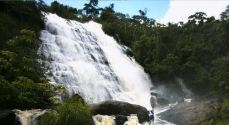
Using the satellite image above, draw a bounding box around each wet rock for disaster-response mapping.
[115,115,128,125]
[157,97,170,107]
[158,99,223,125]
[90,100,148,123]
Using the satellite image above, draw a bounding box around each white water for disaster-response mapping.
[93,112,177,125]
[93,115,116,125]
[13,109,46,125]
[124,114,140,125]
[37,13,179,125]
[38,13,152,109]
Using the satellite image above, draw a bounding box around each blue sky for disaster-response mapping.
[44,0,229,24]
[44,0,169,20]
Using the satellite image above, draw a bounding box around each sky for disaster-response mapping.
[44,0,229,24]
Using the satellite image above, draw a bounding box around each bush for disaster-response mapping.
[218,100,229,121]
[200,99,229,125]
[38,95,93,125]
[0,76,65,110]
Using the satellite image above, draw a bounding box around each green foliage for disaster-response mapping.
[0,76,12,109]
[82,2,229,96]
[0,57,11,69]
[218,100,229,120]
[0,0,229,120]
[0,76,66,110]
[7,29,36,47]
[0,51,18,62]
[0,12,17,44]
[220,5,229,20]
[0,29,45,82]
[200,100,229,125]
[199,121,209,125]
[162,53,181,75]
[48,1,78,20]
[64,94,86,104]
[132,35,154,65]
[211,53,229,97]
[120,7,229,95]
[0,1,44,40]
[0,1,68,110]
[38,96,93,125]
[100,4,115,22]
[82,0,102,19]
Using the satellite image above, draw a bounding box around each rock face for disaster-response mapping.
[158,99,223,125]
[0,110,21,125]
[90,100,148,124]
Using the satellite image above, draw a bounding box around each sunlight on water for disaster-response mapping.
[37,12,179,125]
[93,113,176,125]
[124,114,140,125]
[38,12,152,109]
[93,115,116,125]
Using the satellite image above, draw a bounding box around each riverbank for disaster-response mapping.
[158,98,229,125]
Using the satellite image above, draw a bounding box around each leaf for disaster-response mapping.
[0,51,18,62]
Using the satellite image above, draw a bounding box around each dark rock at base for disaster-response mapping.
[115,115,128,125]
[0,110,21,125]
[90,100,148,123]
[158,99,223,125]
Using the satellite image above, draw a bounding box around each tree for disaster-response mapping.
[89,0,98,6]
[100,3,115,22]
[220,5,229,20]
[0,76,66,110]
[211,53,229,97]
[83,0,102,18]
[188,12,207,26]
[48,1,78,20]
[0,29,45,82]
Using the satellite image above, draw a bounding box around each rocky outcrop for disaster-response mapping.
[90,100,148,124]
[158,99,223,125]
[0,110,21,125]
[157,97,170,107]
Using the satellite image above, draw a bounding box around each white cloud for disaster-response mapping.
[159,0,229,24]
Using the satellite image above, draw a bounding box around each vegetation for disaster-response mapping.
[0,76,65,109]
[200,99,229,125]
[0,0,229,124]
[38,94,93,125]
[89,2,229,98]
[0,1,65,110]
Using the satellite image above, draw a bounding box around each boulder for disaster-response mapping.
[158,99,223,125]
[90,100,148,123]
[115,115,128,125]
[0,110,21,125]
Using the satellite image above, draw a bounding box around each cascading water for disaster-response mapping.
[124,114,139,125]
[37,13,178,125]
[38,12,152,109]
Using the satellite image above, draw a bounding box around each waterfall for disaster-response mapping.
[38,12,152,109]
[124,114,140,125]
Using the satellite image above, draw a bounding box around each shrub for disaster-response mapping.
[38,95,93,125]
